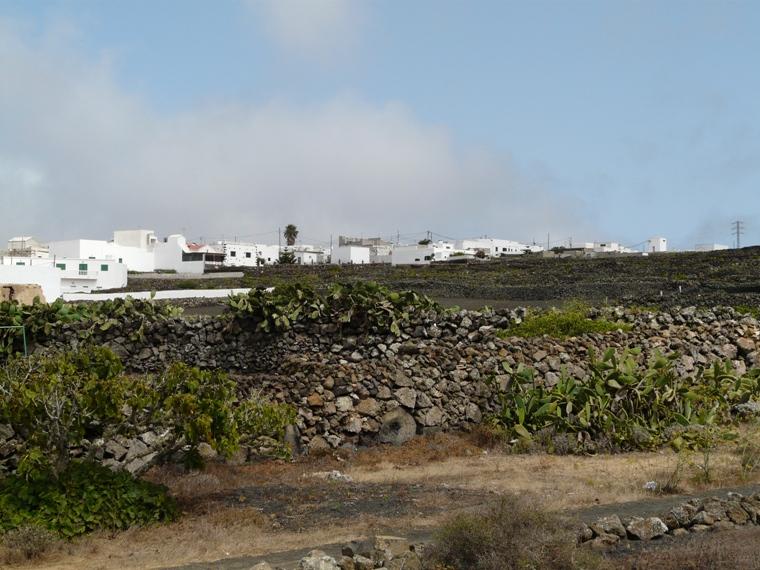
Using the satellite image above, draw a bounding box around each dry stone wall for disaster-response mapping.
[32,306,760,453]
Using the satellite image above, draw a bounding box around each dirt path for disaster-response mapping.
[165,482,760,570]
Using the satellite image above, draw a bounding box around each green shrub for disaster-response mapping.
[1,349,258,476]
[135,362,242,468]
[497,306,630,339]
[0,462,176,538]
[0,346,130,476]
[236,392,296,442]
[735,305,760,319]
[0,296,182,357]
[423,495,604,570]
[226,281,439,335]
[491,349,760,452]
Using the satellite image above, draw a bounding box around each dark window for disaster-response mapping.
[56,263,66,270]
[230,251,236,257]
[245,252,251,258]
[79,263,88,271]
[101,264,109,271]
[182,252,204,262]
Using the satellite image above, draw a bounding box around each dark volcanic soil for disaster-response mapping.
[124,247,760,310]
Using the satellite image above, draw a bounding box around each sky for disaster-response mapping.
[1,0,759,249]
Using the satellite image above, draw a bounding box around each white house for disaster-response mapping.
[584,242,636,254]
[646,237,668,253]
[221,242,280,266]
[6,236,49,258]
[49,230,205,274]
[1,256,128,293]
[370,244,393,264]
[0,265,61,301]
[455,238,538,257]
[391,241,471,265]
[290,246,327,265]
[331,246,370,265]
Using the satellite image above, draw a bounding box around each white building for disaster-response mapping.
[583,242,636,254]
[291,246,327,265]
[0,265,61,301]
[646,237,668,253]
[221,242,280,266]
[331,246,370,265]
[370,244,394,264]
[391,241,473,265]
[6,236,49,258]
[694,243,730,252]
[455,238,538,257]
[0,256,127,296]
[49,230,205,274]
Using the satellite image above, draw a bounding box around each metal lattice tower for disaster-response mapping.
[733,220,745,249]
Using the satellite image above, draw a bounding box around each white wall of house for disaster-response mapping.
[221,242,280,266]
[154,235,205,274]
[589,242,635,254]
[455,238,533,257]
[0,265,62,300]
[647,237,668,253]
[392,245,435,265]
[49,239,156,272]
[391,243,467,265]
[113,229,157,249]
[295,250,322,265]
[331,246,370,265]
[49,230,203,274]
[1,256,127,292]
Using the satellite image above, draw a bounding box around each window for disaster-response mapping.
[424,255,433,261]
[89,256,95,259]
[230,251,236,257]
[101,264,109,271]
[79,263,88,271]
[245,252,251,258]
[15,261,25,266]
[118,258,123,263]
[56,263,66,270]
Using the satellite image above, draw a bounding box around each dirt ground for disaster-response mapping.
[9,433,760,570]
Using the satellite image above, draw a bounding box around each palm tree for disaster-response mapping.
[284,224,299,246]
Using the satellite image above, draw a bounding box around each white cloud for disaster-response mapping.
[245,0,362,61]
[0,20,590,245]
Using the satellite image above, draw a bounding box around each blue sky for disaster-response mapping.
[1,0,758,248]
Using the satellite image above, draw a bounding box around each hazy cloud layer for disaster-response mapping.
[0,21,590,245]
[245,0,362,62]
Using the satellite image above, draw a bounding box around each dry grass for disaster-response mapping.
[7,433,760,569]
[347,443,760,510]
[616,526,760,569]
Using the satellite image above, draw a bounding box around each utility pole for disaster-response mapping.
[546,233,550,251]
[733,220,745,249]
[278,227,281,253]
